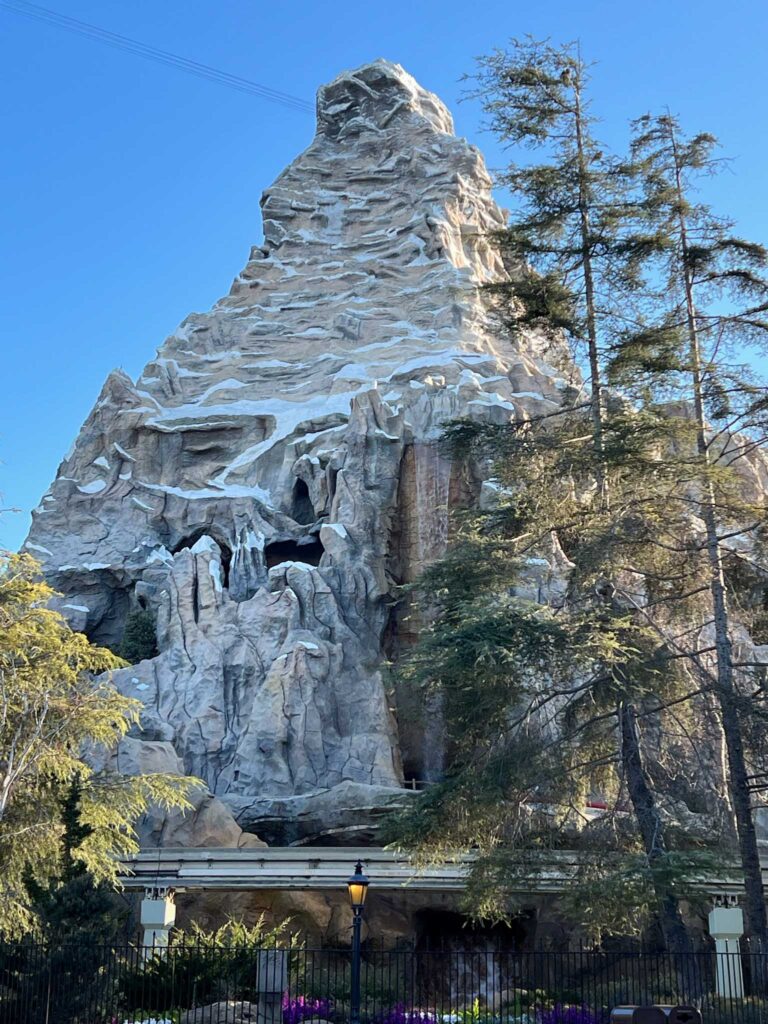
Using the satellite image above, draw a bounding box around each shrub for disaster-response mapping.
[118,916,296,1013]
[119,609,158,663]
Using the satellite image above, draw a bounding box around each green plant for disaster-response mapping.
[454,997,490,1023]
[118,916,297,1015]
[119,608,159,663]
[0,553,199,936]
[505,989,553,1016]
[704,998,768,1024]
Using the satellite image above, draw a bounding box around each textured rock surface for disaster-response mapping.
[93,736,267,849]
[25,60,568,843]
[175,886,483,947]
[180,1002,257,1024]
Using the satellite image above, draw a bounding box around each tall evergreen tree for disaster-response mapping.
[26,777,127,941]
[390,401,712,949]
[393,48,768,952]
[23,780,131,1024]
[468,38,650,505]
[611,114,768,943]
[392,40,706,952]
[119,607,159,663]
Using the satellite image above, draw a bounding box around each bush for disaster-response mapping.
[119,609,159,663]
[118,917,295,1014]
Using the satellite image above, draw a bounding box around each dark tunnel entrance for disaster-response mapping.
[291,478,316,525]
[264,536,324,569]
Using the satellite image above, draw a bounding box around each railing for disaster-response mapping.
[0,942,765,1024]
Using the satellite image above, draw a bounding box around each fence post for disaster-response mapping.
[709,899,745,998]
[44,951,52,1024]
[257,948,287,1024]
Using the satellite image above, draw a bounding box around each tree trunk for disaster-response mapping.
[620,701,693,955]
[573,76,608,509]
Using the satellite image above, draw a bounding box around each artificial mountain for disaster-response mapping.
[25,60,571,849]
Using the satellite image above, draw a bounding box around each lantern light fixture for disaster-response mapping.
[347,860,369,911]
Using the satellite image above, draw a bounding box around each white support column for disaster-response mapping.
[709,895,744,999]
[140,886,176,957]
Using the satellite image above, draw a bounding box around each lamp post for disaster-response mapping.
[347,860,369,1024]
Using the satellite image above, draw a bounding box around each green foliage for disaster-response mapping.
[25,778,129,943]
[120,608,159,663]
[12,783,129,1023]
[0,552,202,935]
[120,915,297,1014]
[388,399,714,922]
[182,916,298,947]
[558,849,721,941]
[467,38,653,387]
[617,113,768,412]
[619,112,768,941]
[390,39,768,949]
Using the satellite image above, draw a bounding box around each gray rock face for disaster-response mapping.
[24,60,568,843]
[96,737,266,849]
[180,1002,257,1024]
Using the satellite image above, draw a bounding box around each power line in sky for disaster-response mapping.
[1,0,316,115]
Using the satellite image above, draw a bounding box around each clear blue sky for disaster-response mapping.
[2,0,767,552]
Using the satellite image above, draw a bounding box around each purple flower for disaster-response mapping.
[538,1005,598,1024]
[377,1004,439,1024]
[282,994,334,1024]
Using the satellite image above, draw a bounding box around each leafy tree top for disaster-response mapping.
[0,552,200,935]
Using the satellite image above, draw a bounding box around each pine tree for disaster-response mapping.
[389,401,712,949]
[611,114,768,943]
[22,780,131,1023]
[441,38,698,950]
[26,778,126,941]
[390,41,768,953]
[467,38,655,507]
[119,607,159,663]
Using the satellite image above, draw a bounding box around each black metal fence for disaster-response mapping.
[0,942,765,1024]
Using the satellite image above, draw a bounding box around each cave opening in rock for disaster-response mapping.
[414,908,535,951]
[265,536,324,569]
[81,581,132,651]
[291,478,316,525]
[172,529,233,588]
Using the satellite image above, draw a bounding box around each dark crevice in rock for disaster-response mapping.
[414,908,536,951]
[265,536,324,569]
[327,466,339,508]
[291,478,315,525]
[219,548,232,589]
[76,574,133,650]
[191,572,199,625]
